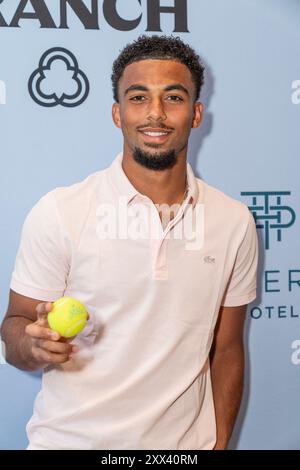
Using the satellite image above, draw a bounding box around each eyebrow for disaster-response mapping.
[124,83,190,96]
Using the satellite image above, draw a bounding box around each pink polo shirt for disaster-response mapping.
[10,152,258,450]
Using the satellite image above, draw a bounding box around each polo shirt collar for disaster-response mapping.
[108,152,199,208]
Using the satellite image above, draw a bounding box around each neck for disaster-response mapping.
[122,147,188,206]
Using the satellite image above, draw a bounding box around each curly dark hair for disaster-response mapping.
[111,35,205,103]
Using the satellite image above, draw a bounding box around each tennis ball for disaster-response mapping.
[48,297,88,338]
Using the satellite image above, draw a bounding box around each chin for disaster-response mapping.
[132,146,177,171]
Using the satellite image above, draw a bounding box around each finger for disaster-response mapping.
[36,302,53,323]
[32,346,71,365]
[62,339,80,354]
[38,340,74,355]
[60,336,68,343]
[46,351,72,364]
[36,301,52,316]
[26,323,60,341]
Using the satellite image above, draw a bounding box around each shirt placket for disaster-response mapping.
[149,198,191,281]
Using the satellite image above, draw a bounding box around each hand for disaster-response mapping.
[24,301,79,368]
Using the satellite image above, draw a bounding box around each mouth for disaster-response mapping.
[138,128,172,143]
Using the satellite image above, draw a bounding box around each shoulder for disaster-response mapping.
[198,178,251,225]
[50,169,106,208]
[196,179,254,246]
[24,169,107,240]
[34,169,107,217]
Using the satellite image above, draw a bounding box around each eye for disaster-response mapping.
[129,95,147,101]
[166,95,184,102]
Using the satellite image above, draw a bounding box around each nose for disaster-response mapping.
[147,97,167,121]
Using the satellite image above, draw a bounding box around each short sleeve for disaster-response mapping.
[10,191,70,301]
[221,208,258,307]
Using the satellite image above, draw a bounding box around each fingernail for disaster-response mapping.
[51,332,59,340]
[72,345,80,353]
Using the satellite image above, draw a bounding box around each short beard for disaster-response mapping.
[133,147,177,171]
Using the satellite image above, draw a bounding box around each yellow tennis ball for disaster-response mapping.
[48,297,88,338]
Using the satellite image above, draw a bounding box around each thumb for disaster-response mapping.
[36,301,53,326]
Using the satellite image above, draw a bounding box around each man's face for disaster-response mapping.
[112,59,203,169]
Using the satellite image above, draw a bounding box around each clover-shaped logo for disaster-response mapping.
[28,47,89,107]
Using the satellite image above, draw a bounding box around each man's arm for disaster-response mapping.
[209,304,247,450]
[0,289,75,371]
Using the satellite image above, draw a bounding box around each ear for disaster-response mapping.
[112,102,122,129]
[191,102,204,129]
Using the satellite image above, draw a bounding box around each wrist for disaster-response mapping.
[213,431,230,450]
[213,440,228,450]
[20,330,43,371]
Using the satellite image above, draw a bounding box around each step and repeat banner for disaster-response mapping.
[0,0,299,450]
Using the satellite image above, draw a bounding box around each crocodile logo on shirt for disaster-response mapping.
[204,255,215,264]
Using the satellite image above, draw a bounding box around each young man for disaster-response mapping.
[1,35,258,450]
